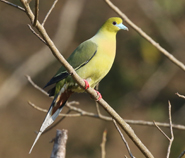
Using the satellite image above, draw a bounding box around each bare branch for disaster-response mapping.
[27,81,185,131]
[95,102,101,116]
[177,150,185,158]
[27,24,47,44]
[125,119,185,130]
[28,94,185,131]
[28,101,80,117]
[26,75,49,96]
[100,130,107,158]
[0,0,25,12]
[50,129,68,158]
[153,121,170,141]
[176,92,185,99]
[27,75,185,132]
[104,0,185,72]
[28,74,185,131]
[153,102,174,158]
[42,0,58,26]
[0,0,84,107]
[33,0,39,26]
[166,101,174,158]
[113,120,135,158]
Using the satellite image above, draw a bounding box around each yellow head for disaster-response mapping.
[100,17,128,33]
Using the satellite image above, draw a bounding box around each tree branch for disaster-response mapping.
[166,101,174,158]
[100,130,107,158]
[113,120,135,158]
[28,98,185,131]
[50,129,68,158]
[0,0,84,107]
[26,75,185,132]
[27,25,47,44]
[176,92,185,99]
[42,0,58,26]
[33,0,39,26]
[104,0,185,72]
[0,0,25,12]
[153,101,174,158]
[177,150,185,158]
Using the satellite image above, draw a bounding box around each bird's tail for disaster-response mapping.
[29,84,72,154]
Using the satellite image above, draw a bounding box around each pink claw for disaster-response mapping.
[83,79,90,90]
[95,90,102,101]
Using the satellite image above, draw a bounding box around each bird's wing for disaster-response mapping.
[44,40,97,88]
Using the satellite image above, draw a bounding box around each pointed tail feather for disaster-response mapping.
[29,84,72,153]
[29,131,42,154]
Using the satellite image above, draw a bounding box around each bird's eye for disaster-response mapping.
[112,21,117,25]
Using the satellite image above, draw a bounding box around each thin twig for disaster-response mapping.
[0,0,25,12]
[42,0,58,26]
[113,119,135,158]
[100,130,107,158]
[28,101,80,117]
[177,150,185,158]
[125,119,185,130]
[176,92,185,99]
[27,24,47,44]
[28,95,185,131]
[166,101,174,158]
[0,0,84,108]
[95,102,101,116]
[26,75,49,96]
[153,102,174,158]
[153,121,170,140]
[26,76,185,131]
[104,0,185,72]
[33,0,39,26]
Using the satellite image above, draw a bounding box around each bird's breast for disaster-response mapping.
[76,40,116,88]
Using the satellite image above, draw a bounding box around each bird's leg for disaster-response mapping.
[83,79,102,101]
[83,79,90,89]
[94,90,102,101]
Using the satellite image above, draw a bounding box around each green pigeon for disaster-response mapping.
[29,17,128,153]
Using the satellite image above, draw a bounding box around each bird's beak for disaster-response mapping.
[116,23,128,31]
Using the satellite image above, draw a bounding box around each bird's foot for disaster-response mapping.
[94,90,102,101]
[83,79,90,89]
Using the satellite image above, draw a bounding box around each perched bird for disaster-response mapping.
[29,17,128,153]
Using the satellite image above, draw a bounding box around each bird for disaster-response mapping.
[29,17,128,153]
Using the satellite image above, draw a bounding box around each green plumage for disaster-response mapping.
[56,41,97,75]
[29,17,128,154]
[46,17,127,95]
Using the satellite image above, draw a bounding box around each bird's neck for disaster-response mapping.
[91,29,116,43]
[90,30,117,58]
